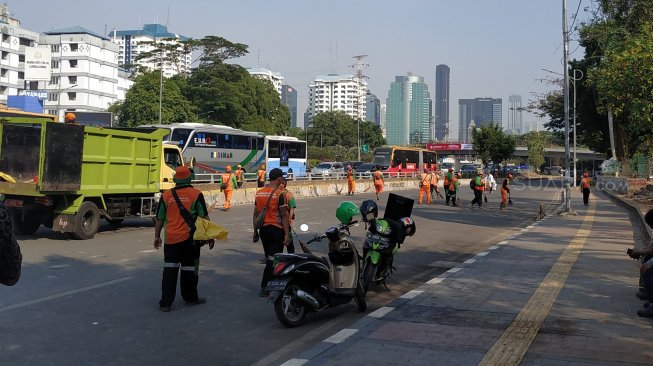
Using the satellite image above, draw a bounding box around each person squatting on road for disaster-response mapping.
[470,171,486,208]
[235,164,244,189]
[444,168,455,206]
[430,168,443,199]
[418,168,432,205]
[628,210,653,317]
[154,166,214,312]
[221,165,237,211]
[485,172,497,203]
[500,178,510,210]
[373,166,384,201]
[253,168,290,297]
[0,200,22,286]
[257,164,267,188]
[580,172,591,206]
[346,165,356,195]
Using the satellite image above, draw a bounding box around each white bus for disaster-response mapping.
[139,123,307,177]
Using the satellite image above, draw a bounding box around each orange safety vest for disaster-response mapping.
[255,186,287,228]
[235,169,244,182]
[347,171,354,180]
[449,177,459,191]
[257,169,266,182]
[160,187,203,244]
[221,173,234,190]
[420,173,431,188]
[373,171,383,183]
[581,177,591,189]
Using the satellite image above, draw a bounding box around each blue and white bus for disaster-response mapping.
[139,123,307,177]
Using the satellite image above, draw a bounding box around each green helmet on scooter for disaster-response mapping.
[336,201,359,224]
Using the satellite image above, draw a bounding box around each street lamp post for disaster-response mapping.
[56,84,78,121]
[571,69,583,186]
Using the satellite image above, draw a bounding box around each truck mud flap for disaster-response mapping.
[53,214,75,233]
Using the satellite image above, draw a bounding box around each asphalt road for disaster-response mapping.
[0,178,562,366]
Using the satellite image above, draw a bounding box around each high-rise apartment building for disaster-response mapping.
[111,24,191,78]
[507,94,523,135]
[458,98,502,142]
[366,93,381,125]
[40,27,126,121]
[0,5,39,105]
[281,85,298,128]
[434,64,450,141]
[247,67,284,96]
[306,74,367,125]
[385,74,431,146]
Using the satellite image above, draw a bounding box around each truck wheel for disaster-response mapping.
[12,212,41,235]
[72,202,101,240]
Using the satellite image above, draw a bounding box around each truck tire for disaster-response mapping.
[12,212,41,235]
[72,201,101,240]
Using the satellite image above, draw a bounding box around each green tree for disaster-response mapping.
[111,71,196,127]
[472,123,516,165]
[131,38,194,76]
[525,131,546,172]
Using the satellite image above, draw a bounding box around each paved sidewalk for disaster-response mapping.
[281,189,653,365]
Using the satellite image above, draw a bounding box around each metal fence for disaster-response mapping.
[616,157,653,178]
[192,171,422,184]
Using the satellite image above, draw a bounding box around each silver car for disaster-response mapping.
[312,162,344,178]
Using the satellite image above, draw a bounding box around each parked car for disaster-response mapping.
[343,161,364,170]
[460,164,480,176]
[356,163,374,178]
[312,162,345,177]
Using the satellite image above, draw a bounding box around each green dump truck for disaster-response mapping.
[0,120,184,239]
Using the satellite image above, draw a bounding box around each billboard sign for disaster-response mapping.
[18,90,48,100]
[24,47,52,81]
[426,143,474,151]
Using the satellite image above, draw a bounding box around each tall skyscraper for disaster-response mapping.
[458,98,502,141]
[281,85,298,128]
[366,93,381,125]
[306,74,367,126]
[385,74,431,146]
[434,65,450,141]
[507,95,523,134]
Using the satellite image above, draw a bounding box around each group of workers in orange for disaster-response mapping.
[219,163,268,211]
[344,164,385,201]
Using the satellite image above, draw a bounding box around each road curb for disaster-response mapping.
[600,188,651,246]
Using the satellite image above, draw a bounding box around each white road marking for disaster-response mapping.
[427,277,444,285]
[280,359,308,366]
[139,250,157,253]
[400,290,424,299]
[464,259,476,264]
[368,307,394,318]
[488,245,500,250]
[324,328,358,344]
[49,264,69,269]
[0,277,134,313]
[476,251,490,256]
[447,267,462,274]
[521,228,529,232]
[498,241,508,245]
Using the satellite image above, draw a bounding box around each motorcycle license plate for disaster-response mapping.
[265,278,288,291]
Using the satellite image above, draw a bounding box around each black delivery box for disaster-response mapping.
[383,193,414,220]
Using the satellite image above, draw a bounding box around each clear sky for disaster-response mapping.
[11,0,590,138]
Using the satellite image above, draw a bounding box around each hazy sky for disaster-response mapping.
[11,0,591,136]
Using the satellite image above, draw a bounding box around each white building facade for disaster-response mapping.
[39,27,125,120]
[307,74,367,125]
[246,67,284,96]
[0,5,39,105]
[111,24,191,78]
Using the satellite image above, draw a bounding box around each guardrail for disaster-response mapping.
[192,171,423,184]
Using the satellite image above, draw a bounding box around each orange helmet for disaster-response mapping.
[64,112,76,123]
[225,165,232,172]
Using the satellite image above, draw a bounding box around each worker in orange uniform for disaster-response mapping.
[430,168,443,199]
[372,165,384,201]
[448,172,461,206]
[418,168,432,204]
[580,172,591,206]
[221,165,237,211]
[257,164,267,188]
[64,112,77,124]
[346,164,356,195]
[500,178,510,210]
[234,164,244,189]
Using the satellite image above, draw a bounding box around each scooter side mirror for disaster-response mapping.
[299,224,310,232]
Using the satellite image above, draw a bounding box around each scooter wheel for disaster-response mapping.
[274,283,307,327]
[361,261,378,294]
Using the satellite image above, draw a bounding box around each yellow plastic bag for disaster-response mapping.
[194,217,228,241]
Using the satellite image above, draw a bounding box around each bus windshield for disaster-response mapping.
[373,148,392,169]
[170,128,193,149]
